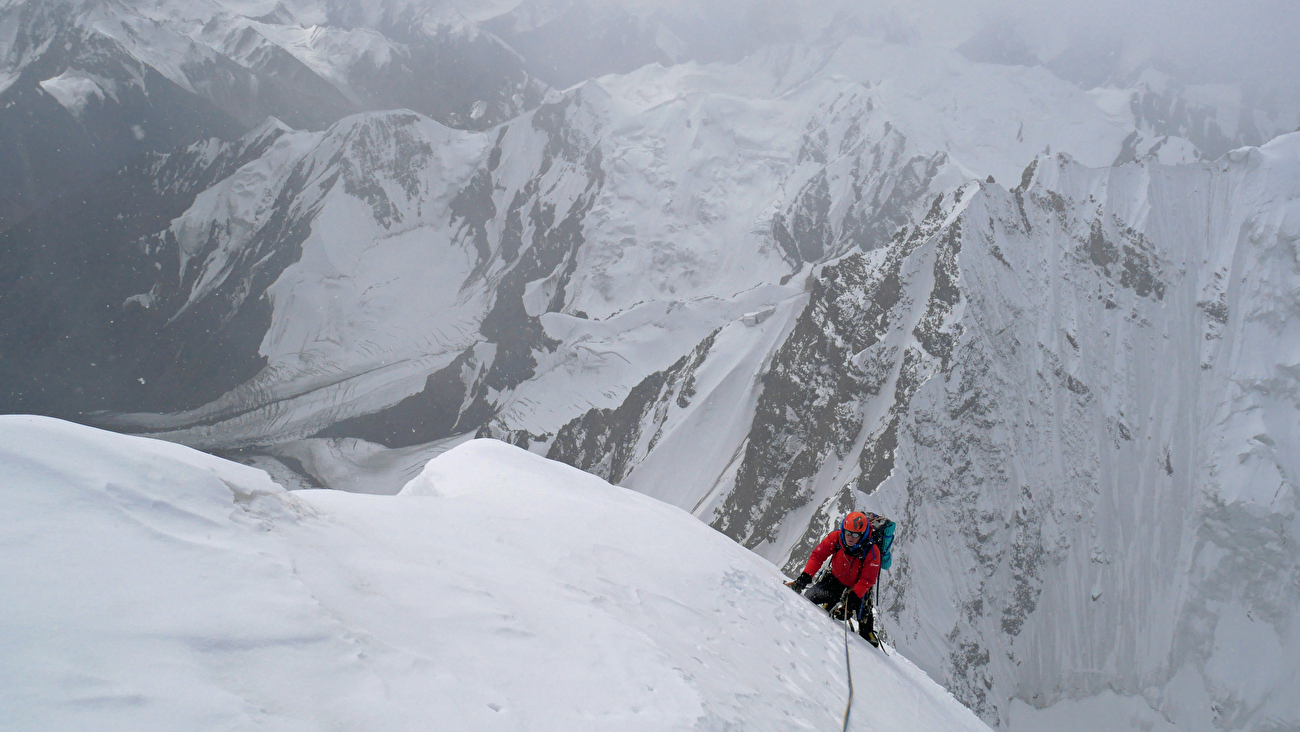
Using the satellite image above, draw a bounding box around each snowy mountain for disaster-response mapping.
[550,134,1300,730]
[0,414,994,732]
[0,0,548,230]
[3,3,1300,730]
[12,38,1280,435]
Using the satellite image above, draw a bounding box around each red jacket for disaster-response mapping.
[803,531,881,600]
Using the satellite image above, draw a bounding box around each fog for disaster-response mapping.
[485,0,1300,99]
[970,0,1300,91]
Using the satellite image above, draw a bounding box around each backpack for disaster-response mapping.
[864,512,896,570]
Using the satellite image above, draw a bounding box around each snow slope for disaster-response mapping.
[0,414,991,732]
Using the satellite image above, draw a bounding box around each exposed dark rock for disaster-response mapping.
[549,330,719,483]
[949,635,998,724]
[335,112,434,227]
[1083,219,1165,300]
[841,152,948,254]
[0,26,245,232]
[1016,159,1039,193]
[1112,130,1142,167]
[713,196,956,549]
[1128,82,1234,159]
[857,416,899,496]
[500,180,538,264]
[1198,295,1229,325]
[477,96,606,395]
[773,119,947,267]
[773,170,833,263]
[450,168,498,269]
[912,222,964,371]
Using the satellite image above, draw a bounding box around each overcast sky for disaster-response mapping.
[979,0,1300,89]
[546,0,1300,98]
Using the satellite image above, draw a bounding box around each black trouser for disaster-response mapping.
[802,574,874,634]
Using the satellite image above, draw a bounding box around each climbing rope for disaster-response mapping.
[839,588,854,732]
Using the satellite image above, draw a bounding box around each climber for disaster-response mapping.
[786,511,893,647]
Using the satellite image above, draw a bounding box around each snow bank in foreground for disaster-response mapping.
[0,415,989,732]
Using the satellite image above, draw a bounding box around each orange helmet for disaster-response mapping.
[843,512,868,534]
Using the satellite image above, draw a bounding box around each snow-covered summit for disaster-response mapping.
[0,415,991,731]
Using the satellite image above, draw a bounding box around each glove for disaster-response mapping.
[786,572,812,593]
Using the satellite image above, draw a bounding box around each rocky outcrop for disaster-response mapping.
[712,186,973,569]
[772,91,949,266]
[549,329,719,483]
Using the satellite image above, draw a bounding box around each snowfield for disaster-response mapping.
[0,415,990,732]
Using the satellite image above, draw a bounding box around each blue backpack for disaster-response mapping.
[866,512,896,570]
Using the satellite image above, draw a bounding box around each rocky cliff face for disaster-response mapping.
[873,142,1300,729]
[549,329,720,483]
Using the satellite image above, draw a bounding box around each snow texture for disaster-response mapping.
[0,415,991,732]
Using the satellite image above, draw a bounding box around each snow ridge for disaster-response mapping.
[0,415,993,732]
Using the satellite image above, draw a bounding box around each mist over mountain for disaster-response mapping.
[2,2,1297,731]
